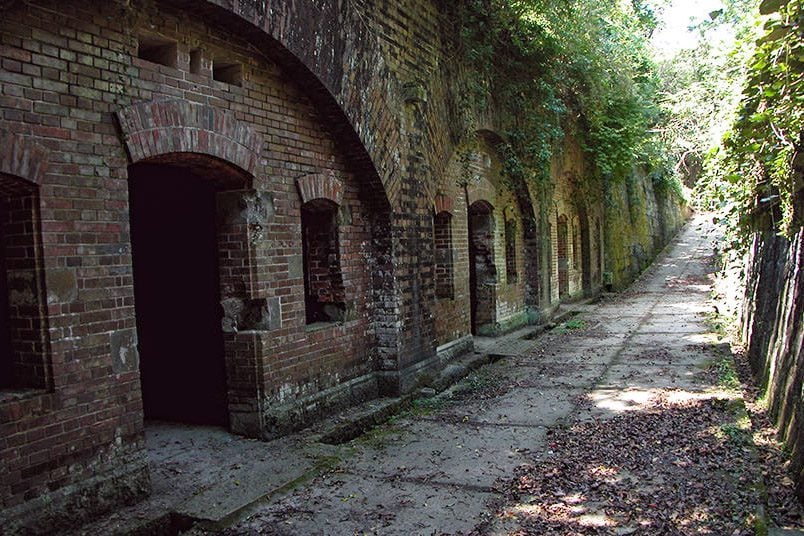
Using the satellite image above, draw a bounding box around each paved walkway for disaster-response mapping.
[202,214,757,535]
[78,214,771,535]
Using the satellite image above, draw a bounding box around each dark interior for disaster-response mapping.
[469,202,494,335]
[129,163,228,426]
[0,208,12,388]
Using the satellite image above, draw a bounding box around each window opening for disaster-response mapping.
[301,200,345,324]
[190,49,203,75]
[505,217,517,284]
[213,60,243,86]
[137,34,178,68]
[557,214,569,298]
[434,211,454,299]
[0,176,48,390]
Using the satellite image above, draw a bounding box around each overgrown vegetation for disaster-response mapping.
[673,0,803,248]
[442,0,685,202]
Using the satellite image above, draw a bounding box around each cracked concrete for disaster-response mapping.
[76,214,745,535]
[203,214,737,535]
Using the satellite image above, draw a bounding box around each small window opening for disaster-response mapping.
[301,200,345,324]
[213,60,242,86]
[189,49,203,75]
[505,218,517,284]
[137,34,178,68]
[0,176,48,390]
[573,222,581,268]
[557,214,569,298]
[434,211,454,299]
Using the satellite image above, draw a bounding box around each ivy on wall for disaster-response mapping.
[716,0,802,238]
[440,0,683,204]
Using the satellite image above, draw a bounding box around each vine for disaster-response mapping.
[441,0,682,203]
[719,0,802,238]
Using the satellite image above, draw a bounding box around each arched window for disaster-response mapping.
[433,211,454,299]
[557,214,569,298]
[504,217,517,284]
[0,174,48,390]
[301,199,345,324]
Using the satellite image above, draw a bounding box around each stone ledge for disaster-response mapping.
[0,455,150,536]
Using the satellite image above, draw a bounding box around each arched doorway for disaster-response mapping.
[468,201,496,335]
[128,158,250,426]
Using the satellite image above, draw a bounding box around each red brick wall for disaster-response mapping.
[0,0,680,528]
[0,0,385,526]
[431,175,470,348]
[433,211,454,300]
[0,177,48,390]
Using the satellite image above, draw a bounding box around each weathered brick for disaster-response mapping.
[0,2,684,533]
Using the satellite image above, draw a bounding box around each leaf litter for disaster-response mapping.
[479,392,764,535]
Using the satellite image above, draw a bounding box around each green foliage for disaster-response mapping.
[692,0,803,245]
[563,318,586,330]
[719,421,753,446]
[712,355,742,390]
[724,0,802,236]
[445,0,682,198]
[655,1,756,192]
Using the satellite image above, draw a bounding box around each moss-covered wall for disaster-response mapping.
[604,171,688,289]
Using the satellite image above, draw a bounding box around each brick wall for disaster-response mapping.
[0,177,48,390]
[0,0,389,529]
[0,0,685,530]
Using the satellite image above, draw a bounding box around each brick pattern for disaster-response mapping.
[433,211,454,300]
[296,174,344,207]
[433,193,454,215]
[0,0,685,529]
[557,214,569,298]
[430,158,470,347]
[301,200,345,323]
[0,131,49,185]
[0,0,384,524]
[0,178,48,390]
[116,99,262,175]
[468,200,496,332]
[504,216,517,284]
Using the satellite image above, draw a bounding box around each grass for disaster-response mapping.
[405,396,449,416]
[718,420,752,447]
[554,317,587,333]
[711,354,741,390]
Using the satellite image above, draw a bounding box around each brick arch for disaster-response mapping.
[458,130,509,208]
[433,193,455,216]
[0,130,49,185]
[174,0,395,209]
[471,129,543,310]
[296,173,344,206]
[115,99,262,176]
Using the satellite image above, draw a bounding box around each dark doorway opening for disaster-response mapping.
[468,201,495,335]
[129,164,228,426]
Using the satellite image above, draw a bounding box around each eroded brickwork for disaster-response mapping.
[0,0,686,531]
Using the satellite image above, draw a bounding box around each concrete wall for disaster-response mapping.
[604,171,688,290]
[740,153,804,501]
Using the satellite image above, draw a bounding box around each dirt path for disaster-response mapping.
[209,215,766,535]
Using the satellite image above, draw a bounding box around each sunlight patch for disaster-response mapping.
[588,388,661,412]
